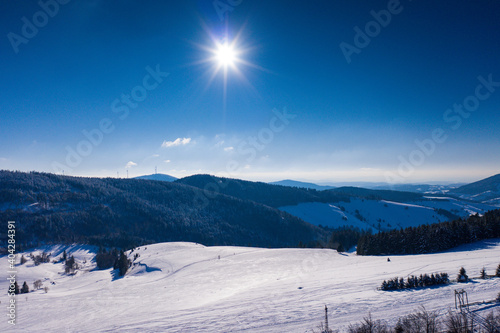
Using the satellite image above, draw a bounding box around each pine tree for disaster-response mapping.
[457,267,468,283]
[117,250,130,276]
[496,264,500,277]
[20,255,27,265]
[381,280,388,290]
[62,250,67,262]
[480,267,487,279]
[65,255,78,274]
[21,281,29,294]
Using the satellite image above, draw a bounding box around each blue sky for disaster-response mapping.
[1,0,499,183]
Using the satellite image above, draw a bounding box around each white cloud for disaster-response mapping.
[161,137,192,148]
[125,161,137,168]
[223,146,234,152]
[164,160,171,163]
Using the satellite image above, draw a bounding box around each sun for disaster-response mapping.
[215,42,237,68]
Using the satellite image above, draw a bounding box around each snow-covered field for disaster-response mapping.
[280,198,498,231]
[1,240,500,332]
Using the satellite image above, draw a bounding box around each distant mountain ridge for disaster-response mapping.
[176,174,425,208]
[269,180,335,191]
[134,173,177,182]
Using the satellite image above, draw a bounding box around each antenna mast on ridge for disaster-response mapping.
[324,305,329,333]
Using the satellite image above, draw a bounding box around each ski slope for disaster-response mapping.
[1,240,499,332]
[280,198,498,231]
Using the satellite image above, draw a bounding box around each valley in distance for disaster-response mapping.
[1,170,500,332]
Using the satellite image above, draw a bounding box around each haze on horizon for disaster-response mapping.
[1,0,500,184]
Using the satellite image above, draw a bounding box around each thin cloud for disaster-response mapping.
[125,161,137,168]
[161,137,192,148]
[224,146,234,152]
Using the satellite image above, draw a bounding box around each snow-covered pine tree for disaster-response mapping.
[457,267,468,283]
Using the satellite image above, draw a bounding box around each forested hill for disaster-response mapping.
[176,175,425,208]
[176,174,330,207]
[0,171,326,249]
[356,209,500,255]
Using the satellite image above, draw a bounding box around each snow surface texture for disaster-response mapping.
[1,241,499,332]
[280,198,497,231]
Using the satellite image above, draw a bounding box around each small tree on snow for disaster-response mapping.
[117,250,131,276]
[496,264,500,277]
[21,281,29,294]
[480,267,487,279]
[65,255,78,274]
[457,267,468,283]
[20,255,27,265]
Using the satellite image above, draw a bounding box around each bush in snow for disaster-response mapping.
[483,310,500,332]
[445,310,470,332]
[348,313,389,333]
[33,280,43,290]
[394,307,439,333]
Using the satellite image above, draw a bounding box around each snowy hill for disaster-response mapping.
[280,197,498,231]
[2,241,499,332]
[450,174,500,206]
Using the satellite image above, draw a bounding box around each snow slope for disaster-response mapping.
[1,240,499,332]
[280,198,498,231]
